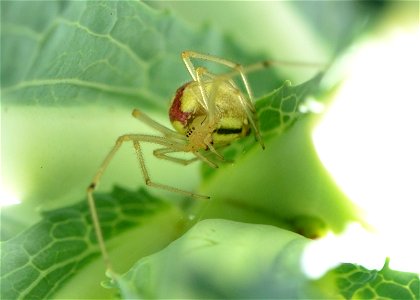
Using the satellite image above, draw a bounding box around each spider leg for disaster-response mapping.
[195,67,212,113]
[182,51,254,99]
[155,146,225,169]
[154,145,222,170]
[187,65,216,122]
[194,151,219,168]
[132,109,186,141]
[87,134,208,273]
[231,84,265,149]
[182,53,217,122]
[153,147,200,165]
[196,68,254,112]
[131,139,209,199]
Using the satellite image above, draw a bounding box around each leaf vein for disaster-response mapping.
[57,17,146,69]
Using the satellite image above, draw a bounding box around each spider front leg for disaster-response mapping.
[182,50,254,100]
[154,147,221,169]
[87,134,210,200]
[132,139,210,199]
[153,148,200,165]
[87,134,209,272]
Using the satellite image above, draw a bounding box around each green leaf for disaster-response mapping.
[109,219,327,299]
[195,73,348,238]
[319,258,420,300]
[3,1,415,299]
[256,73,323,135]
[1,1,280,108]
[194,76,361,235]
[1,0,282,211]
[0,187,183,300]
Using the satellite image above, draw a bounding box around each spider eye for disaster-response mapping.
[186,126,196,138]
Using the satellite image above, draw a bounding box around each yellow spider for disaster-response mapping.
[87,51,271,271]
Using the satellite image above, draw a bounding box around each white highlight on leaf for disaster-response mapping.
[302,223,388,278]
[310,26,420,275]
[0,182,21,207]
[299,96,325,114]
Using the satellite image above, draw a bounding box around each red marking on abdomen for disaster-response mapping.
[169,82,191,125]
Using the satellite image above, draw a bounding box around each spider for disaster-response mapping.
[87,51,272,272]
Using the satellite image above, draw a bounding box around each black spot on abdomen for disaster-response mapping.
[216,128,243,135]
